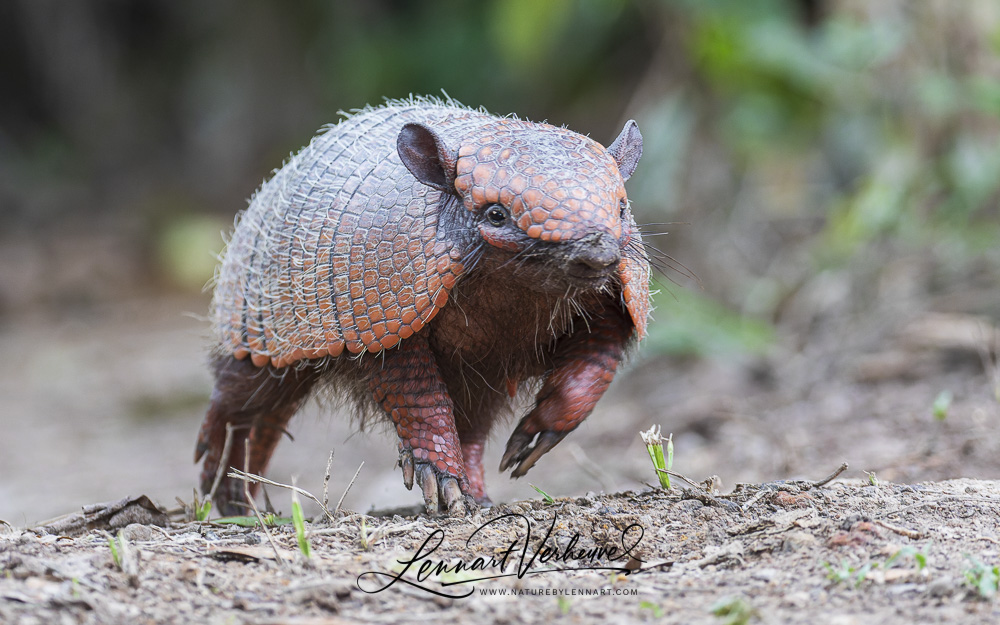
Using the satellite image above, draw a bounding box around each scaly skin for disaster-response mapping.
[198,96,650,515]
[367,332,470,514]
[499,300,634,476]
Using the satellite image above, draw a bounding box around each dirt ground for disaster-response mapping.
[2,478,1000,624]
[1,257,1000,622]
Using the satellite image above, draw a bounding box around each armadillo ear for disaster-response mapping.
[607,120,643,182]
[397,123,457,192]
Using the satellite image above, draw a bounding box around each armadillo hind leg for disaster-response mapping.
[194,355,320,516]
[366,334,471,516]
[450,388,511,506]
[499,301,634,478]
[458,435,491,506]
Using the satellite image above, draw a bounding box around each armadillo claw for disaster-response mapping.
[400,448,415,490]
[417,464,438,513]
[411,461,470,516]
[440,477,466,517]
[500,429,568,478]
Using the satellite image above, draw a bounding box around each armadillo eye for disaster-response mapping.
[619,198,628,216]
[484,204,509,227]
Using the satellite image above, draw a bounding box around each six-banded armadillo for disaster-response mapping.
[195,96,650,515]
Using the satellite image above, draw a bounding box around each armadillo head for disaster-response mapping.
[397,117,649,337]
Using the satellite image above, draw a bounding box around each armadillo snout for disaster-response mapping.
[564,231,622,284]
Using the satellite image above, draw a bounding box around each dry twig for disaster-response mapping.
[873,519,923,540]
[809,462,849,489]
[322,450,335,512]
[226,468,337,525]
[335,461,364,518]
[241,439,286,567]
[662,469,706,490]
[740,488,771,512]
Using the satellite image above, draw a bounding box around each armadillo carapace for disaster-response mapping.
[195,97,650,515]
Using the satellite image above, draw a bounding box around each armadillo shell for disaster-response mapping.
[213,99,492,368]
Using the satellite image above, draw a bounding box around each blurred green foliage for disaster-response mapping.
[156,214,229,291]
[646,280,775,358]
[636,0,999,358]
[678,0,999,237]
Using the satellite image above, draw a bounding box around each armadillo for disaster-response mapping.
[195,96,650,515]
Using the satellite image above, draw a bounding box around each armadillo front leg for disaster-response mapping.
[368,333,471,515]
[500,301,634,477]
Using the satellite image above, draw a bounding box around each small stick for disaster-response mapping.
[227,468,336,525]
[809,462,849,489]
[149,525,173,540]
[207,423,236,507]
[660,469,704,490]
[242,439,285,567]
[740,488,771,512]
[323,450,335,512]
[873,519,923,540]
[334,461,364,518]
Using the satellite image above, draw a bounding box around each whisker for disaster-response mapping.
[637,221,690,228]
[635,241,700,285]
[496,240,542,274]
[622,242,697,288]
[635,231,673,237]
[461,242,486,274]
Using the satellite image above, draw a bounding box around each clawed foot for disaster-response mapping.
[499,420,568,478]
[399,449,474,516]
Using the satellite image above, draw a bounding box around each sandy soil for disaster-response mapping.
[2,479,1000,624]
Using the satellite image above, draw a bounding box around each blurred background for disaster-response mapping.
[2,0,999,524]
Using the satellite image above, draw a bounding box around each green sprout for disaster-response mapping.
[932,390,953,420]
[884,546,927,571]
[108,533,123,570]
[529,483,555,504]
[639,600,664,618]
[292,496,312,559]
[357,517,388,551]
[195,499,212,522]
[360,517,371,551]
[107,529,138,581]
[557,595,571,614]
[964,556,1000,600]
[824,560,874,588]
[710,595,756,625]
[641,425,672,489]
[191,489,212,522]
[864,471,880,487]
[825,549,926,589]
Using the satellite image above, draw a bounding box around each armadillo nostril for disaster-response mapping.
[568,231,621,272]
[574,251,620,270]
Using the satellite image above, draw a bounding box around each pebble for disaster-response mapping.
[750,567,778,582]
[120,523,155,542]
[781,590,810,607]
[926,577,955,598]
